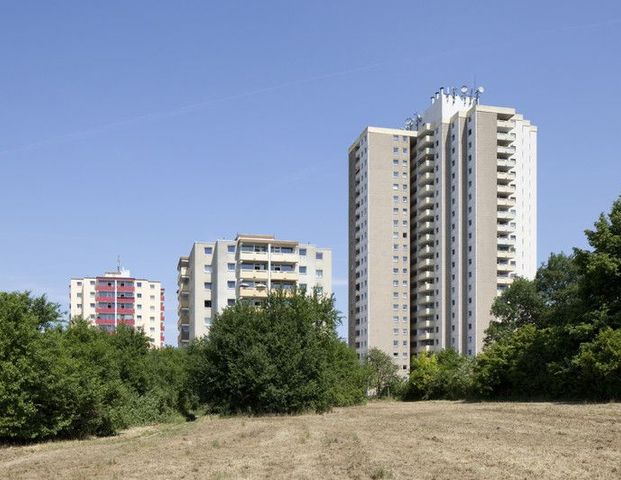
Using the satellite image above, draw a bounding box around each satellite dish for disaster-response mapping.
[460,85,469,94]
[476,86,485,94]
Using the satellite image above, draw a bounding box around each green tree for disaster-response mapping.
[364,348,400,397]
[404,352,439,400]
[574,197,621,330]
[487,278,544,345]
[189,290,365,414]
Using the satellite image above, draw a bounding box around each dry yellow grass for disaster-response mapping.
[1,401,619,479]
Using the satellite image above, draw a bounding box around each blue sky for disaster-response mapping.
[1,1,620,343]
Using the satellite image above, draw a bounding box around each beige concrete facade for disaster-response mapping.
[69,270,165,347]
[177,234,332,347]
[349,89,537,367]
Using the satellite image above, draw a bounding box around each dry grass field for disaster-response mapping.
[1,401,619,480]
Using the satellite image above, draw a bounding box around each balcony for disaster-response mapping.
[239,287,268,298]
[417,185,435,199]
[416,294,434,305]
[418,307,435,317]
[416,282,434,295]
[497,276,513,285]
[497,237,516,247]
[497,197,516,208]
[415,319,434,329]
[417,197,434,210]
[270,252,299,264]
[497,249,515,259]
[416,233,435,246]
[417,172,434,189]
[416,331,433,341]
[417,270,434,281]
[497,158,516,170]
[497,146,516,157]
[497,120,514,131]
[417,135,433,149]
[239,250,269,262]
[418,123,433,135]
[496,223,514,235]
[415,258,434,271]
[418,221,434,234]
[417,245,434,259]
[497,184,516,196]
[497,210,515,221]
[270,270,298,281]
[496,132,516,143]
[497,172,516,184]
[415,147,434,162]
[417,159,434,174]
[416,208,434,222]
[239,269,269,281]
[497,262,514,273]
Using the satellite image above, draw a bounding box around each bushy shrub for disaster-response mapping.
[0,292,194,442]
[571,327,621,400]
[189,290,366,414]
[404,350,474,401]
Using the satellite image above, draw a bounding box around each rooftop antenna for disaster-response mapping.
[474,86,485,104]
[404,117,416,131]
[117,255,121,273]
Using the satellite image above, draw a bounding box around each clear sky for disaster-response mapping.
[1,0,620,343]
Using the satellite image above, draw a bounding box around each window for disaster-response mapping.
[299,248,307,256]
[392,184,399,190]
[316,269,323,278]
[137,304,142,310]
[204,300,212,308]
[299,266,307,274]
[316,252,323,260]
[77,281,82,286]
[204,247,213,255]
[227,245,236,253]
[204,265,212,273]
[227,263,235,271]
[227,281,235,289]
[137,293,142,298]
[227,299,235,306]
[204,282,211,290]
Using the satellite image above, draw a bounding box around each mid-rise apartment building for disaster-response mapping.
[69,269,165,347]
[349,87,536,371]
[177,234,332,347]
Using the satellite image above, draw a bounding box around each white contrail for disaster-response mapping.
[0,61,389,156]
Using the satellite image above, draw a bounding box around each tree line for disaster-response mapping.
[1,196,619,442]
